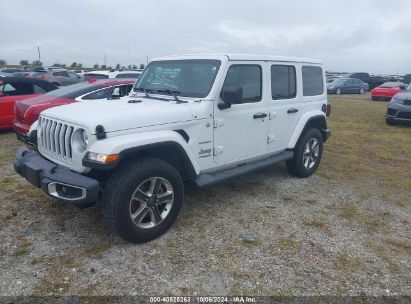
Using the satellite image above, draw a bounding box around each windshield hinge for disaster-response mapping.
[214,119,224,128]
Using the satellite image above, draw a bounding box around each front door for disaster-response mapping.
[213,63,268,165]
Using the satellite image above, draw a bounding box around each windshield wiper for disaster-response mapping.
[157,89,186,103]
[134,87,152,97]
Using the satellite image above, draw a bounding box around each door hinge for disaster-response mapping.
[213,146,224,156]
[214,119,224,128]
[269,112,277,120]
[267,134,276,143]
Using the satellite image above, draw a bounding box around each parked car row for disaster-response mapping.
[327,78,369,94]
[386,84,411,125]
[1,67,142,86]
[0,77,135,138]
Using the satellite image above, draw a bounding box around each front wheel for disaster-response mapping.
[286,128,323,178]
[102,158,184,243]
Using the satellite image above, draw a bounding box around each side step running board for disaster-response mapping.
[194,150,294,188]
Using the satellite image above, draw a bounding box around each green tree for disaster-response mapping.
[101,64,107,69]
[70,62,77,68]
[77,63,83,69]
[0,59,6,66]
[31,60,43,67]
[20,59,29,66]
[139,64,145,69]
[131,64,137,69]
[115,63,121,69]
[93,63,99,69]
[60,63,66,68]
[52,63,60,67]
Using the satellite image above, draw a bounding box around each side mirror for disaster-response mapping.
[219,85,243,110]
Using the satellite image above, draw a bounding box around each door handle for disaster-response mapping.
[253,112,268,119]
[287,108,298,114]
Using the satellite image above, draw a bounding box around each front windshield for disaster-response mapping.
[133,59,221,98]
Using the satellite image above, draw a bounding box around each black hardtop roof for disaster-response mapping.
[1,77,58,91]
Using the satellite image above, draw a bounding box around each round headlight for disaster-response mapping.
[72,128,89,153]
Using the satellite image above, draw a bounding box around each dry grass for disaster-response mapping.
[318,94,411,200]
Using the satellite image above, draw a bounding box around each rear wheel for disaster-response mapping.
[286,128,323,178]
[102,158,184,243]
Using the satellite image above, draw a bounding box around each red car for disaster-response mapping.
[371,82,406,101]
[13,79,135,140]
[0,77,57,130]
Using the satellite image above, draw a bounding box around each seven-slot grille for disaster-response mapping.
[39,117,74,162]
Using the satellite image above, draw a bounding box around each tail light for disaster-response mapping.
[322,104,331,117]
[24,72,30,77]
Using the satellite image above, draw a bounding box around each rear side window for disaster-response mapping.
[52,71,68,77]
[82,87,112,100]
[33,84,47,93]
[222,65,262,104]
[302,66,323,96]
[0,83,33,95]
[115,73,140,79]
[84,73,109,80]
[271,65,296,100]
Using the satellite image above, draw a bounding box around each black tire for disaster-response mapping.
[386,117,395,125]
[286,128,323,178]
[102,157,184,243]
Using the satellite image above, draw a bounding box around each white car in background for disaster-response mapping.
[73,70,86,77]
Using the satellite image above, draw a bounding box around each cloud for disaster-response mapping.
[0,0,410,74]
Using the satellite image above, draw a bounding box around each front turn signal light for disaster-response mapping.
[87,152,120,164]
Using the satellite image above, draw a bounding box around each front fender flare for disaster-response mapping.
[84,130,200,175]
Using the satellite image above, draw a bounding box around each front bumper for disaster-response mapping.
[14,147,100,205]
[386,102,411,122]
[372,95,391,101]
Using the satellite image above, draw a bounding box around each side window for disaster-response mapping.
[52,71,69,77]
[1,83,33,96]
[82,88,112,100]
[222,65,262,104]
[0,83,17,94]
[68,71,79,78]
[33,84,47,93]
[302,66,324,96]
[115,73,140,79]
[271,65,296,100]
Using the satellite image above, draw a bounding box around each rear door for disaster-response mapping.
[213,62,269,165]
[266,63,301,152]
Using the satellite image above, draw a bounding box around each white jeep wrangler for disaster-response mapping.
[14,54,331,243]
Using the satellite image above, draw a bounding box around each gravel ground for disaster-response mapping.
[0,96,410,297]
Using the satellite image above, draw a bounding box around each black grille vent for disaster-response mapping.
[387,108,397,116]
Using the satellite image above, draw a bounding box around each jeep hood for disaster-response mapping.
[40,98,194,133]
